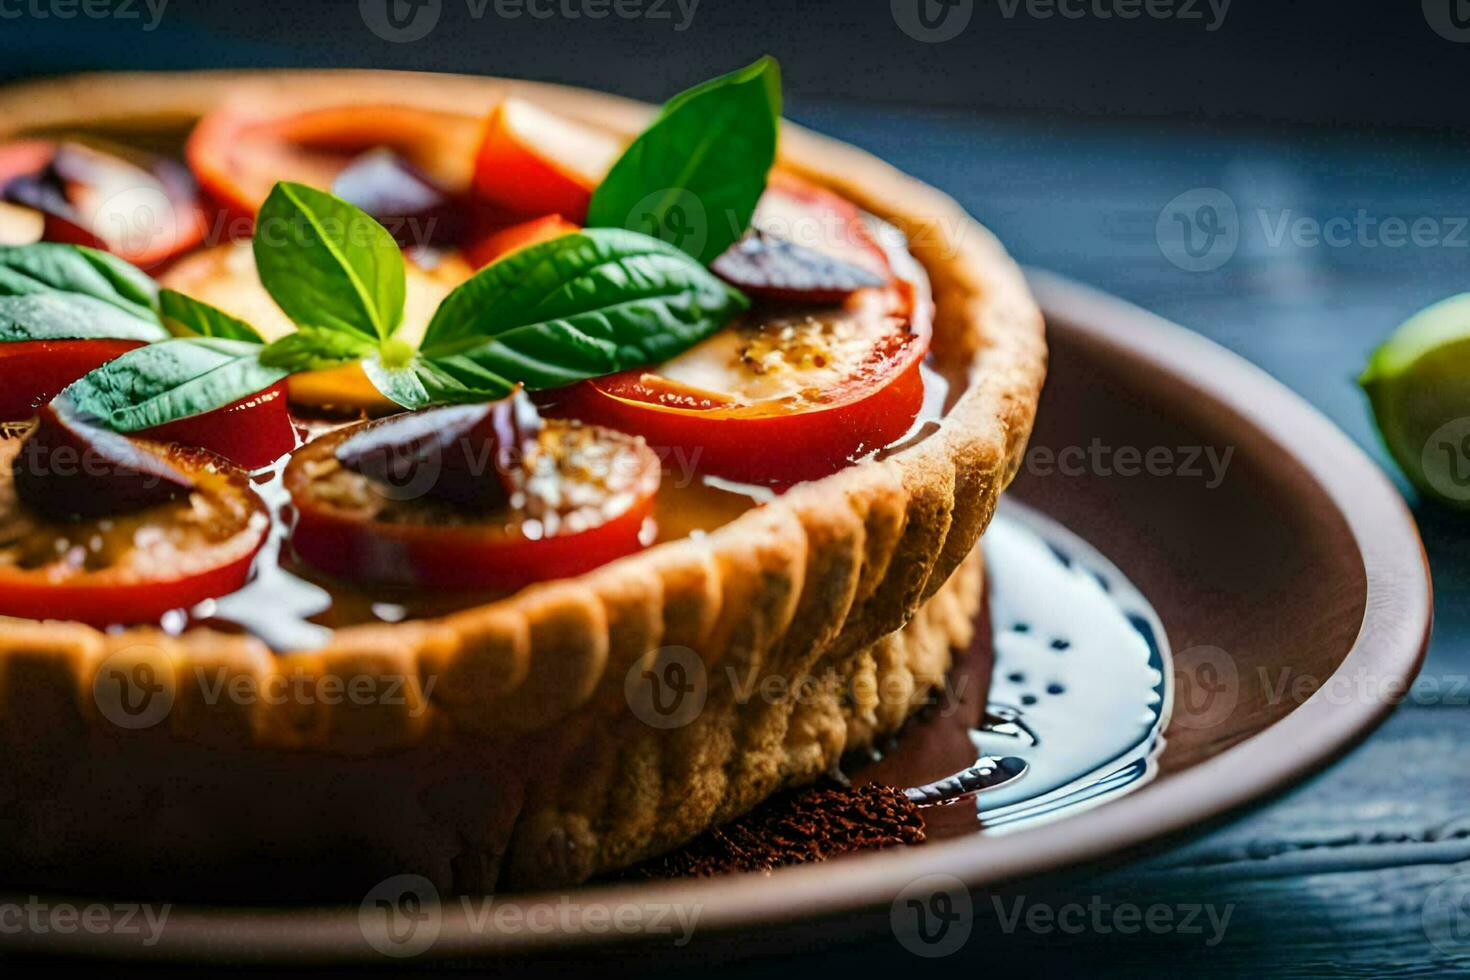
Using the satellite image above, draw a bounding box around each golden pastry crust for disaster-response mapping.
[0,71,1043,888]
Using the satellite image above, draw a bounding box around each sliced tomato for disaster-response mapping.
[471,98,622,222]
[0,339,147,422]
[141,381,297,471]
[186,102,480,226]
[554,177,932,486]
[464,213,579,269]
[284,405,660,590]
[555,293,930,486]
[0,139,208,270]
[0,431,269,625]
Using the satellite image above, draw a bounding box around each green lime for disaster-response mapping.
[1361,293,1470,508]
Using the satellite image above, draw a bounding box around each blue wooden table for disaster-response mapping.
[710,102,1469,977]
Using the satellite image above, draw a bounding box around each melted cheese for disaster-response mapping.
[658,291,902,406]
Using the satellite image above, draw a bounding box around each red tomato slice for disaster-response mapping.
[186,102,480,226]
[0,434,269,626]
[0,139,208,270]
[554,177,932,487]
[141,381,297,471]
[555,299,930,486]
[463,213,579,269]
[0,339,147,421]
[471,98,622,222]
[284,413,659,590]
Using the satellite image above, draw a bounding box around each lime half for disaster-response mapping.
[1362,293,1470,508]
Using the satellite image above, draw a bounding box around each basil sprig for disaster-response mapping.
[0,243,168,343]
[62,337,287,433]
[368,229,748,408]
[251,182,746,411]
[254,181,406,344]
[587,57,781,265]
[0,240,290,431]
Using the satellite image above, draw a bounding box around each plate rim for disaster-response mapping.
[1,272,1431,964]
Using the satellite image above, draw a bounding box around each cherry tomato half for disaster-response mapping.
[0,339,147,422]
[0,139,208,270]
[0,432,269,626]
[186,102,479,226]
[464,213,579,269]
[284,411,660,591]
[141,380,297,471]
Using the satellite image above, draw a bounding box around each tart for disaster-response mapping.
[0,66,1045,893]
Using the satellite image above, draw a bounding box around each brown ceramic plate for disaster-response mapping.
[0,273,1430,965]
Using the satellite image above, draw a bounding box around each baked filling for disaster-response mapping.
[0,60,950,643]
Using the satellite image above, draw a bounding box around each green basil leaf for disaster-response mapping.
[0,293,168,343]
[0,243,167,342]
[360,353,500,411]
[63,337,288,433]
[0,243,159,317]
[159,289,265,343]
[416,228,746,395]
[586,57,781,265]
[260,327,377,372]
[253,181,405,344]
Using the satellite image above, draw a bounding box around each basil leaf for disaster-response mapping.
[260,327,377,372]
[159,289,265,343]
[0,243,159,318]
[63,337,288,433]
[414,229,746,396]
[360,354,497,411]
[253,181,405,344]
[0,293,168,343]
[0,243,167,343]
[586,57,781,265]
